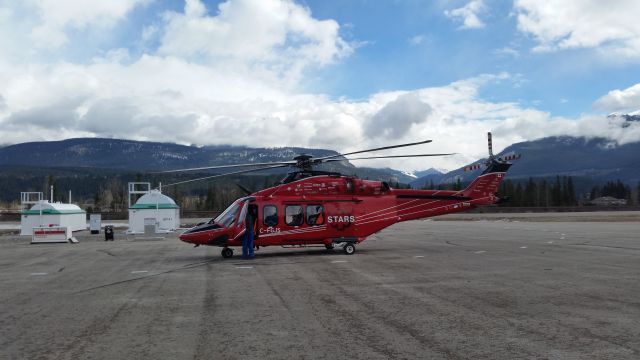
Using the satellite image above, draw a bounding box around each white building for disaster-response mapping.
[21,201,86,236]
[127,189,180,234]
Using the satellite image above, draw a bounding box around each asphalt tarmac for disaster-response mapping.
[1,218,639,359]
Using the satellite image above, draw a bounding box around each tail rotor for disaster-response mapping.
[464,132,521,173]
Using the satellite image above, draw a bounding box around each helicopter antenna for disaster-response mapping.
[487,132,494,158]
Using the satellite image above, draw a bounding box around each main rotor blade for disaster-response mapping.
[324,153,455,162]
[315,140,433,163]
[154,160,296,174]
[160,164,289,188]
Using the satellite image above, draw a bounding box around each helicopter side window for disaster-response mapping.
[346,179,354,193]
[306,204,325,226]
[285,205,304,226]
[263,205,278,226]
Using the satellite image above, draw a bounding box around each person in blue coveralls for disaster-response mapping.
[242,205,257,259]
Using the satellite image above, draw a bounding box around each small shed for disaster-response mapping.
[128,189,180,234]
[21,201,86,236]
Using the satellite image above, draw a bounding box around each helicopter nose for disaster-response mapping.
[179,232,193,243]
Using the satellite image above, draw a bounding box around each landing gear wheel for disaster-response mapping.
[343,243,356,255]
[325,244,334,250]
[221,247,233,259]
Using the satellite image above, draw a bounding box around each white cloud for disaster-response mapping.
[408,35,425,46]
[365,93,432,139]
[594,83,640,112]
[3,54,638,172]
[444,0,486,29]
[494,46,520,58]
[28,0,148,49]
[159,0,352,84]
[141,25,158,42]
[514,0,640,58]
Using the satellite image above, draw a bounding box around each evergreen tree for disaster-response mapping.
[514,182,523,206]
[551,176,561,206]
[523,178,536,206]
[538,180,548,207]
[566,176,576,205]
[454,178,462,191]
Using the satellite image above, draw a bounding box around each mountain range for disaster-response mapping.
[1,131,639,192]
[410,136,640,192]
[0,138,417,184]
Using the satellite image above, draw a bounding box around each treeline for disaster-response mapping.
[422,176,640,207]
[0,170,283,212]
[589,180,633,200]
[498,176,577,207]
[90,174,282,212]
[420,179,464,191]
[498,177,640,206]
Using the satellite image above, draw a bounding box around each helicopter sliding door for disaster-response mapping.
[255,204,279,246]
[324,200,356,239]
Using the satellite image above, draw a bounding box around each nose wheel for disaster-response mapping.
[343,243,356,255]
[221,247,233,258]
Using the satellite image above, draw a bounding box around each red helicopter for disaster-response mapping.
[163,133,518,258]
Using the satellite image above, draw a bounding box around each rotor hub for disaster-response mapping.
[293,154,314,171]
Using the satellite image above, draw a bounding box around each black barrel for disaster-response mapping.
[104,225,114,241]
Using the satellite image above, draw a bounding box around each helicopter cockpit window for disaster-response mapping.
[306,205,325,226]
[263,205,278,226]
[285,205,304,226]
[212,200,242,227]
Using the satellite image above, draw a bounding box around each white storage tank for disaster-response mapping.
[128,189,180,234]
[21,201,86,236]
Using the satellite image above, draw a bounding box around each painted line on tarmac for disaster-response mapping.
[131,270,149,274]
[520,246,528,249]
[414,255,425,258]
[474,250,486,254]
[331,260,348,263]
[30,272,48,276]
[547,241,554,244]
[235,266,253,269]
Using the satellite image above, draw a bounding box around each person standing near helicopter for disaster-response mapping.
[242,204,257,259]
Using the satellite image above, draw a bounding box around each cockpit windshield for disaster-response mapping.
[209,198,249,227]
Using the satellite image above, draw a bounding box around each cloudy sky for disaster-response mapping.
[1,0,640,172]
